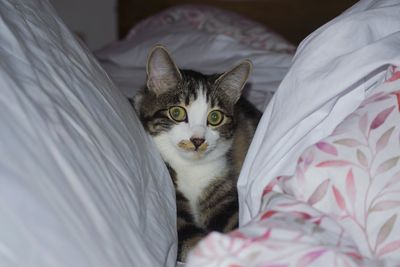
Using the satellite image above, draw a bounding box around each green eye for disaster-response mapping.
[169,106,187,122]
[208,110,224,126]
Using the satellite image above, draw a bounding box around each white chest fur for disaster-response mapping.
[174,158,227,223]
[153,132,228,224]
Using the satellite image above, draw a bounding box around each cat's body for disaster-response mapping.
[133,45,261,261]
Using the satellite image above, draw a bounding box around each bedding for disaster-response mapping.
[0,0,176,266]
[238,0,400,224]
[95,4,295,111]
[187,70,400,266]
[186,0,400,266]
[2,0,400,267]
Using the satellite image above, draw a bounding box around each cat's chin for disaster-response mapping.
[177,149,209,161]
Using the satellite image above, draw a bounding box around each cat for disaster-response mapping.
[133,45,261,261]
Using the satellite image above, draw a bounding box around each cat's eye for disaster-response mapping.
[208,110,224,126]
[169,106,187,122]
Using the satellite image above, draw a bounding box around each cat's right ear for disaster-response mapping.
[146,45,182,95]
[215,60,252,104]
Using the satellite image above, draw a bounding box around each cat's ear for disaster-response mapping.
[146,45,182,95]
[216,60,252,103]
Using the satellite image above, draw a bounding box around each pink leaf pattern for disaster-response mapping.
[377,240,400,257]
[345,252,363,261]
[187,78,400,266]
[316,160,351,167]
[390,91,400,112]
[307,179,330,205]
[334,138,363,147]
[332,186,346,210]
[385,171,400,188]
[316,142,338,156]
[375,156,400,176]
[296,250,326,267]
[131,5,295,54]
[295,165,305,184]
[260,210,278,220]
[371,96,392,103]
[365,92,385,101]
[263,178,279,196]
[359,113,368,135]
[359,92,387,108]
[371,201,400,212]
[376,126,395,153]
[356,149,368,167]
[370,106,395,130]
[303,149,315,166]
[387,71,400,82]
[345,169,356,207]
[376,215,397,247]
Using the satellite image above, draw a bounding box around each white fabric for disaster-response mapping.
[186,71,400,267]
[0,0,176,266]
[238,0,400,224]
[96,24,293,111]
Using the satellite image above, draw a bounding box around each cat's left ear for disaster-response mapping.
[146,45,182,95]
[216,60,252,103]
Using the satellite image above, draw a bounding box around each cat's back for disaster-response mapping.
[231,97,262,176]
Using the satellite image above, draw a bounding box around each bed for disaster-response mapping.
[1,0,400,267]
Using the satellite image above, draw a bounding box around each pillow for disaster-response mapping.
[98,4,295,62]
[279,69,400,261]
[0,0,176,266]
[238,0,400,223]
[185,67,400,267]
[95,5,294,111]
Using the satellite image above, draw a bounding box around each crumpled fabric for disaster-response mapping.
[238,0,400,224]
[0,0,176,266]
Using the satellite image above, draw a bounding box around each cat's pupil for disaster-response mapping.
[173,109,180,117]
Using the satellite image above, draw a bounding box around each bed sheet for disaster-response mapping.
[186,69,400,266]
[185,0,400,265]
[238,0,400,224]
[0,0,176,266]
[95,5,294,111]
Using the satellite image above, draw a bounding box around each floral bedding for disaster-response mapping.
[124,4,295,53]
[186,67,400,267]
[96,5,294,112]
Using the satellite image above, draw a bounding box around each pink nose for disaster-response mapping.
[190,138,205,149]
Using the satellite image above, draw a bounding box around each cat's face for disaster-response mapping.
[138,77,235,162]
[134,45,251,163]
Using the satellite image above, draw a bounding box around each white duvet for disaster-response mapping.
[0,0,176,266]
[185,1,400,266]
[238,0,400,224]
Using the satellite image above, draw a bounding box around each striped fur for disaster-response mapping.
[133,45,261,261]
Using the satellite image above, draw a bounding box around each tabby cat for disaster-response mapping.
[133,45,261,261]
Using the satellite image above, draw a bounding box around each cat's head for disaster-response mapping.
[134,45,251,162]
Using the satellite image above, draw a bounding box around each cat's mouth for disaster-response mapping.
[178,140,208,154]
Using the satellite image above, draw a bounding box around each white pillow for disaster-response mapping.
[0,0,176,266]
[95,5,294,111]
[238,0,400,224]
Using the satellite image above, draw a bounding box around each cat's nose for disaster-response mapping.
[190,138,205,149]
